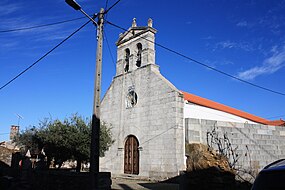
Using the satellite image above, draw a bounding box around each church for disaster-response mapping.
[100,18,285,179]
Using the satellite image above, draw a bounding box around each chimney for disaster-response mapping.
[10,125,19,141]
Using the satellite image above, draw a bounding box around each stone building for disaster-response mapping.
[10,125,19,141]
[0,126,20,166]
[100,19,285,179]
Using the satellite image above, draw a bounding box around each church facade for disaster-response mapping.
[100,19,285,179]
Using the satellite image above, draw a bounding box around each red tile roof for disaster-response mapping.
[266,119,285,126]
[181,91,284,126]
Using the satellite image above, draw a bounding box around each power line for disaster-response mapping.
[105,0,122,14]
[106,20,285,97]
[104,0,110,21]
[0,5,120,90]
[0,20,91,91]
[0,133,9,136]
[105,0,110,11]
[0,17,85,34]
[103,30,116,69]
[106,21,125,31]
[103,0,121,69]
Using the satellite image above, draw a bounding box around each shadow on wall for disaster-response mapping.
[179,167,252,190]
[0,161,13,190]
[137,168,251,190]
[0,161,10,169]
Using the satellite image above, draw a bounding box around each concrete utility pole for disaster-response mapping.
[90,8,104,190]
[65,1,104,189]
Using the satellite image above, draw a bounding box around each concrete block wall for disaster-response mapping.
[185,118,285,172]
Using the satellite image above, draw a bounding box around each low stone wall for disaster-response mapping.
[185,118,285,174]
[33,170,111,190]
[179,168,251,190]
[0,147,13,166]
[0,169,111,190]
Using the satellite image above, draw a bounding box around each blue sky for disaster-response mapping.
[1,0,285,141]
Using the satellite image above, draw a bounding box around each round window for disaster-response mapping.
[126,91,138,108]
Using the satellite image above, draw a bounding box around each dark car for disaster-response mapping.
[251,159,285,190]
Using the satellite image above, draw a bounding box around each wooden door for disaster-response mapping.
[124,135,139,174]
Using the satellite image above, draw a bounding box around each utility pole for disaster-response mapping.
[90,8,104,190]
[65,1,104,188]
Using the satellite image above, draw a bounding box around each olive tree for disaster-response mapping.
[15,114,114,171]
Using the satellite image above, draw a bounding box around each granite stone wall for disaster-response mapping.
[0,147,13,167]
[100,64,185,179]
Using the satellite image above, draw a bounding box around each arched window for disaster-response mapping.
[136,43,142,67]
[124,48,130,72]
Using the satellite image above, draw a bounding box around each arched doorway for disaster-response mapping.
[124,135,139,174]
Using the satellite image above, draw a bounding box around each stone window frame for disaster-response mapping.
[136,43,142,68]
[124,48,130,72]
[126,90,138,108]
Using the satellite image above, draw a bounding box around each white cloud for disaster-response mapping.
[202,36,214,40]
[236,21,248,27]
[237,45,285,80]
[0,2,22,16]
[215,40,254,52]
[217,41,236,49]
[0,7,81,52]
[0,41,18,49]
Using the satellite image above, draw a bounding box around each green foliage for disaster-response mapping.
[14,126,43,154]
[100,122,115,157]
[14,114,114,168]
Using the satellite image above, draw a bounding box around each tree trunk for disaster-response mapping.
[46,157,52,169]
[76,159,82,172]
[57,160,63,169]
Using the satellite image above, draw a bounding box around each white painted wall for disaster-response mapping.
[184,102,259,124]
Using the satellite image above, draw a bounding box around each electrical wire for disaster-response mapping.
[105,0,109,11]
[0,20,92,91]
[105,0,122,14]
[106,20,285,97]
[103,0,119,70]
[103,30,116,69]
[0,2,123,91]
[0,133,9,136]
[0,17,85,34]
[104,0,110,21]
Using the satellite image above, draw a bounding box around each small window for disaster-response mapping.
[136,43,142,67]
[124,48,130,72]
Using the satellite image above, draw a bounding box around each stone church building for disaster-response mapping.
[100,19,285,179]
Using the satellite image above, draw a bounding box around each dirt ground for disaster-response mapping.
[111,177,179,190]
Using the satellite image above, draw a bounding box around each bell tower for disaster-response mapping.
[115,18,157,76]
